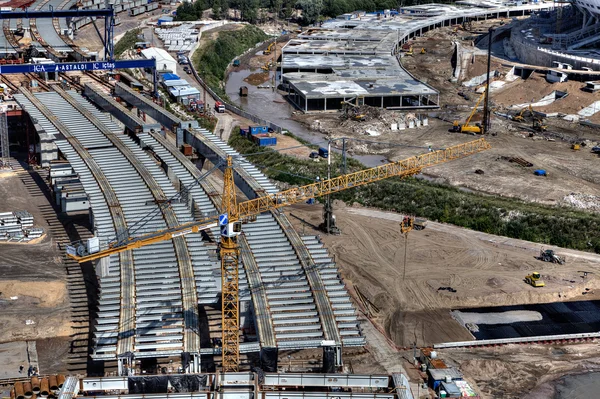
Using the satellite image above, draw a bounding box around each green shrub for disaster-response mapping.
[230,131,600,253]
[192,25,268,98]
[114,29,142,59]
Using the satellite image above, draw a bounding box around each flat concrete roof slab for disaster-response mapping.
[282,54,396,69]
[286,72,437,98]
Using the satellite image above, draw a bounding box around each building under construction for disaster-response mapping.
[281,30,439,112]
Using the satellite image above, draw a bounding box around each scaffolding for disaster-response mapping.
[0,106,9,168]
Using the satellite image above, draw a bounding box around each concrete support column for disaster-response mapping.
[324,97,327,111]
[381,96,384,109]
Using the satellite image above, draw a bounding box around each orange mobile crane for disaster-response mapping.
[67,138,491,372]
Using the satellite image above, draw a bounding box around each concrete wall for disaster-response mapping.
[510,19,600,70]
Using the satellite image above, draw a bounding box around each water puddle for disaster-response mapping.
[225,68,387,167]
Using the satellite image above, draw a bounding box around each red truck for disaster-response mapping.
[214,101,225,113]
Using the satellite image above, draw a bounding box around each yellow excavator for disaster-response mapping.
[452,91,485,134]
[66,138,491,372]
[513,104,532,123]
[525,272,545,287]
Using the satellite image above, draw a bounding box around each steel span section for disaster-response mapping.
[13,89,136,358]
[301,236,364,346]
[114,82,198,135]
[274,214,340,345]
[107,85,362,351]
[138,131,274,348]
[83,84,161,133]
[30,90,186,358]
[53,86,201,356]
[139,131,327,350]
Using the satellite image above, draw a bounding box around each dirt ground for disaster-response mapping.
[438,343,600,399]
[0,341,39,379]
[274,133,312,158]
[288,202,600,348]
[0,163,73,368]
[295,113,600,207]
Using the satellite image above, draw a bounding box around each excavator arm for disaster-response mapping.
[67,138,492,263]
[464,90,486,128]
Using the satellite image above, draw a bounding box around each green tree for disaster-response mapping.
[212,0,223,19]
[295,0,323,24]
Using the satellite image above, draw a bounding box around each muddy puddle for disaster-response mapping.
[225,68,387,167]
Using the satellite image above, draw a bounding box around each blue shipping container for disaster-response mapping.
[250,125,269,135]
[240,128,249,137]
[255,136,277,146]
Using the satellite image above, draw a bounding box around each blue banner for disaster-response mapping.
[0,59,157,74]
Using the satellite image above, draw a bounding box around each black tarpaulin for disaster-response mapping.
[128,376,169,394]
[260,347,278,372]
[168,375,208,392]
[181,352,191,371]
[252,367,265,385]
[322,347,335,373]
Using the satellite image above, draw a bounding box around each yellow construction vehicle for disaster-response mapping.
[452,91,485,134]
[420,47,426,54]
[405,46,414,56]
[66,138,492,372]
[513,104,534,123]
[264,42,275,55]
[533,118,547,132]
[525,272,545,287]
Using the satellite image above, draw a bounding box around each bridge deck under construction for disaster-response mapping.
[14,84,364,367]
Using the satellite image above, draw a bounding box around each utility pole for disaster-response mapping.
[482,27,494,135]
[341,138,347,175]
[326,136,331,235]
[0,105,9,169]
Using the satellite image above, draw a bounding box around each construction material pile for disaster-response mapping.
[0,210,43,242]
[561,193,600,213]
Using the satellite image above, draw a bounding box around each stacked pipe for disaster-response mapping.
[31,377,40,395]
[40,378,49,397]
[14,382,25,399]
[11,375,67,399]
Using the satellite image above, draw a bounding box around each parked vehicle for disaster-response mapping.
[318,147,329,158]
[214,101,225,113]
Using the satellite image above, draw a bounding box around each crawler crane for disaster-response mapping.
[67,138,492,372]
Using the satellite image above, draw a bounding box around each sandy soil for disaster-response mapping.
[274,133,312,159]
[244,72,270,85]
[293,113,600,207]
[0,341,39,379]
[439,343,600,399]
[0,163,73,354]
[288,202,600,347]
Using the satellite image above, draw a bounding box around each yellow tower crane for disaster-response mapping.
[67,138,492,372]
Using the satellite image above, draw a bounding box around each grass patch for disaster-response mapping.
[230,130,600,253]
[192,25,268,99]
[114,28,142,59]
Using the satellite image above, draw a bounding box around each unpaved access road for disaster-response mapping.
[288,202,600,347]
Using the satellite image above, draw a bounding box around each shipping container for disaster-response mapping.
[182,144,193,156]
[240,128,249,137]
[318,147,329,158]
[253,135,277,147]
[129,6,145,16]
[249,125,269,135]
